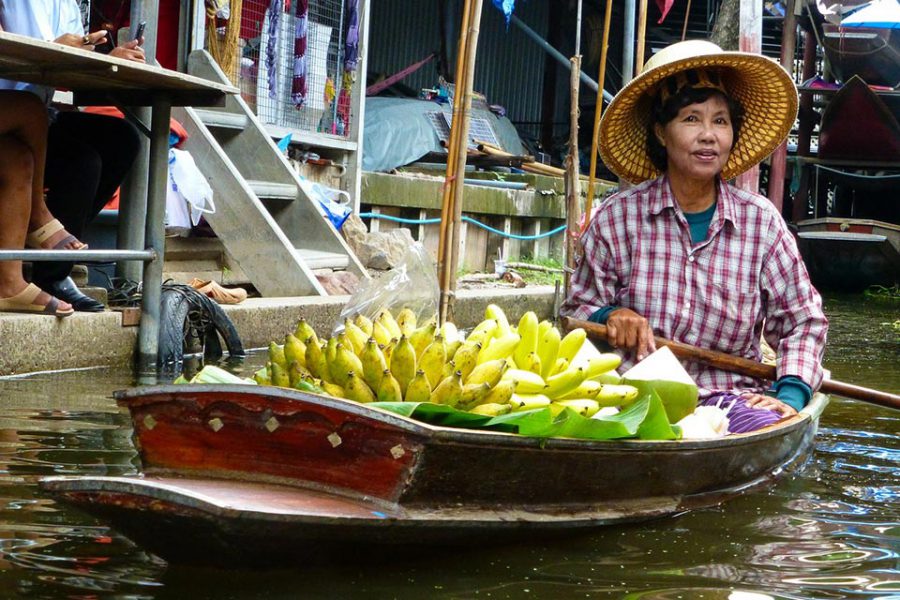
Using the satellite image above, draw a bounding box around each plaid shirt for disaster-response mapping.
[561,175,828,397]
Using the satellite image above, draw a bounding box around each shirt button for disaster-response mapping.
[688,256,695,263]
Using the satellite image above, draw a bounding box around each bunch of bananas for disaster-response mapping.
[253,305,638,417]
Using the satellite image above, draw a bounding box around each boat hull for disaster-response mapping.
[41,386,826,565]
[798,218,900,290]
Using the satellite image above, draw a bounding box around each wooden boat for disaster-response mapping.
[821,23,900,89]
[797,218,900,290]
[40,385,827,565]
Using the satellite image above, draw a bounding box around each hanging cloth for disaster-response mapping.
[265,0,282,99]
[291,0,310,107]
[492,0,515,25]
[343,0,360,72]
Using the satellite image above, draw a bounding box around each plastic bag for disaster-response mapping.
[297,176,353,230]
[334,242,438,334]
[166,148,215,235]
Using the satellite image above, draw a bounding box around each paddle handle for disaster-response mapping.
[561,317,900,411]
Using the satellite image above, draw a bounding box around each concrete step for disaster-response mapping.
[164,236,226,261]
[294,248,349,270]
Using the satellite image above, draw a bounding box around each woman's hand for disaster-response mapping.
[606,307,656,361]
[109,40,146,63]
[55,30,108,50]
[742,393,798,418]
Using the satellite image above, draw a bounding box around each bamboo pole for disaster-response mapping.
[444,0,485,324]
[583,0,613,234]
[635,0,648,76]
[564,54,582,283]
[438,0,474,324]
[681,0,693,40]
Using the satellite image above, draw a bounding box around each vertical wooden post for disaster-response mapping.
[792,29,818,224]
[635,0,649,77]
[734,0,762,193]
[565,55,582,288]
[767,0,797,214]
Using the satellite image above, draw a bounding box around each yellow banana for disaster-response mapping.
[583,354,623,379]
[396,308,418,337]
[460,382,492,407]
[389,335,417,397]
[557,328,587,363]
[477,332,521,365]
[509,393,552,411]
[325,336,338,366]
[441,358,457,381]
[544,366,587,399]
[405,370,433,404]
[517,351,542,375]
[444,337,463,362]
[512,311,539,367]
[344,371,376,403]
[468,402,511,417]
[377,369,403,403]
[501,368,547,394]
[287,360,311,388]
[465,359,508,387]
[269,361,290,388]
[372,320,393,347]
[553,398,601,417]
[452,342,481,381]
[441,321,461,345]
[283,333,307,370]
[382,338,396,369]
[376,308,402,340]
[466,319,499,345]
[593,370,622,384]
[360,337,387,392]
[329,343,363,387]
[419,336,447,391]
[480,378,516,405]
[594,384,640,407]
[431,371,463,407]
[551,357,570,376]
[268,342,287,371]
[343,318,369,355]
[294,317,318,347]
[253,365,271,386]
[354,313,374,337]
[484,304,511,336]
[305,338,329,382]
[558,380,603,400]
[321,381,346,398]
[409,320,437,359]
[538,325,561,379]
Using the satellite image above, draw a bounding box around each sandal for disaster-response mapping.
[188,278,248,305]
[26,219,88,250]
[0,283,74,317]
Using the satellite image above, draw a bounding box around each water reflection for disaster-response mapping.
[0,293,895,598]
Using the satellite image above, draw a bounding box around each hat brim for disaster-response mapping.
[598,52,799,184]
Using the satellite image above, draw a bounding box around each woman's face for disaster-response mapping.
[654,94,734,182]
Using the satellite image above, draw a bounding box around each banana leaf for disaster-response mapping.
[371,388,680,441]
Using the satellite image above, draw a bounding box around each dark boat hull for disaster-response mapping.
[798,218,900,290]
[41,385,826,565]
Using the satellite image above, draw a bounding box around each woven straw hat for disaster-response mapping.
[598,40,798,183]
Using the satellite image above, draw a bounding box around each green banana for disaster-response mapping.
[329,343,363,387]
[294,317,318,347]
[465,359,508,387]
[344,371,376,403]
[270,361,290,388]
[377,369,403,402]
[405,370,432,404]
[268,342,287,372]
[321,381,346,398]
[253,365,271,386]
[283,333,307,370]
[360,337,387,392]
[305,338,330,382]
[390,335,417,397]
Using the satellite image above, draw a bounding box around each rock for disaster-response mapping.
[344,220,416,271]
[341,213,368,250]
[316,270,361,295]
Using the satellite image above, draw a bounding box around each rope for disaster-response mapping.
[357,212,567,241]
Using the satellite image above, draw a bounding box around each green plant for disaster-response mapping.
[864,284,900,301]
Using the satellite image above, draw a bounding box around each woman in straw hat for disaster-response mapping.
[561,40,828,433]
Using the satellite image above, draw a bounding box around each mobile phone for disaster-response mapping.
[134,21,146,42]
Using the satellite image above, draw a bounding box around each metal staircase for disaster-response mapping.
[169,49,366,296]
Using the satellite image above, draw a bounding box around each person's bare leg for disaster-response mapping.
[0,133,72,312]
[0,91,84,250]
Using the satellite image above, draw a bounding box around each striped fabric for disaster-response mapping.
[701,392,782,433]
[561,175,828,399]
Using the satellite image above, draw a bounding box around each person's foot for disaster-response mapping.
[0,282,74,317]
[39,277,105,312]
[26,219,87,250]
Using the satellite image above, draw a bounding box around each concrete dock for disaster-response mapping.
[0,286,557,376]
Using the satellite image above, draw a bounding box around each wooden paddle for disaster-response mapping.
[561,317,900,411]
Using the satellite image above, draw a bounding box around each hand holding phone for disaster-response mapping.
[134,21,146,44]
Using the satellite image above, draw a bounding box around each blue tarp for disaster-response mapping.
[362,97,527,173]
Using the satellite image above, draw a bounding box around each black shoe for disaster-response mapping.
[41,277,105,313]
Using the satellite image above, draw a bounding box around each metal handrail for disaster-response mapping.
[0,249,156,261]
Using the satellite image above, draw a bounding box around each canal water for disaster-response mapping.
[0,294,896,599]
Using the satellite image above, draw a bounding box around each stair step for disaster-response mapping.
[194,109,249,130]
[248,180,297,201]
[294,248,349,270]
[164,236,226,261]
